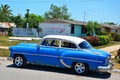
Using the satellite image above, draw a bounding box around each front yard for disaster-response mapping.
[0,36,39,57]
[0,36,39,46]
[0,49,9,57]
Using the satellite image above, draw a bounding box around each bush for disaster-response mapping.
[115,58,120,63]
[82,36,99,46]
[97,30,107,35]
[110,32,120,41]
[97,35,110,45]
[8,28,12,36]
[82,35,110,46]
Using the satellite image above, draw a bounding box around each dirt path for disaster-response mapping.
[100,45,120,53]
[0,46,9,50]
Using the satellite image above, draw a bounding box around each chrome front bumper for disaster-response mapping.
[98,61,113,72]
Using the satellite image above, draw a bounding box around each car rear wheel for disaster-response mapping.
[73,62,89,75]
[13,55,26,67]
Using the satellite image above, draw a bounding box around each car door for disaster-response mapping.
[58,40,78,68]
[36,39,61,66]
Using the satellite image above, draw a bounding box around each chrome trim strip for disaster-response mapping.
[12,52,59,58]
[61,56,103,63]
[12,52,102,63]
[60,59,71,68]
[35,54,59,58]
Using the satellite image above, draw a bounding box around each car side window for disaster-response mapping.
[50,40,59,47]
[41,39,50,46]
[41,39,59,47]
[61,40,77,49]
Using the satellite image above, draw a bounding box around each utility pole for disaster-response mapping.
[26,9,30,28]
[83,12,86,25]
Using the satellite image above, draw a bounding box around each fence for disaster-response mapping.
[12,28,39,37]
[0,32,8,36]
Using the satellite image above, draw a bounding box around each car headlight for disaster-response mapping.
[105,56,111,66]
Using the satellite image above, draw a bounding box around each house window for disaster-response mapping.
[71,24,74,34]
[81,26,86,34]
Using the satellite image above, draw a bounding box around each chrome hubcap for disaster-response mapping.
[15,56,23,66]
[74,62,85,73]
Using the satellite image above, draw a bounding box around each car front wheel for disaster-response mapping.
[73,62,89,75]
[13,55,26,67]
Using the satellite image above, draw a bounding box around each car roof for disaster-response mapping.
[43,35,85,45]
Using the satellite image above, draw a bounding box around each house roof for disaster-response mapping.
[42,19,87,26]
[42,19,120,29]
[115,26,120,30]
[0,22,16,28]
[101,24,120,30]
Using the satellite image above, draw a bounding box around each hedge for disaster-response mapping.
[110,32,120,41]
[97,35,110,45]
[82,35,110,46]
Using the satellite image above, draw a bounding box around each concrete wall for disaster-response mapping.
[12,28,38,37]
[39,23,71,37]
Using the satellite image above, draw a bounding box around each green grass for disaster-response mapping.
[0,36,39,46]
[0,36,39,57]
[0,49,10,57]
[94,41,120,49]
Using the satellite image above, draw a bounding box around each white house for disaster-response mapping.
[39,19,87,37]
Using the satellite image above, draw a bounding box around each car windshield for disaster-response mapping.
[79,41,92,49]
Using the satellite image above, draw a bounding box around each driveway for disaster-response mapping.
[0,60,120,80]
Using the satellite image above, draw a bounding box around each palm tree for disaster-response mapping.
[86,21,100,36]
[0,4,12,22]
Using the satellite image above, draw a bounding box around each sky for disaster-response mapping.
[0,0,120,24]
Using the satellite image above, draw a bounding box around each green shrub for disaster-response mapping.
[98,35,110,45]
[108,34,113,41]
[97,30,107,35]
[8,28,12,36]
[110,32,120,41]
[114,58,120,63]
[82,35,110,46]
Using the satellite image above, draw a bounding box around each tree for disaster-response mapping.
[86,21,100,36]
[44,4,71,20]
[104,22,117,25]
[24,13,44,28]
[0,4,12,22]
[10,14,24,27]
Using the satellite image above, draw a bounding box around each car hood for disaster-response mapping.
[86,48,110,57]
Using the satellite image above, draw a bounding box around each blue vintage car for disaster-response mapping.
[9,35,113,74]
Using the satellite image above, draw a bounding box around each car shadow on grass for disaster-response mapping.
[7,64,111,79]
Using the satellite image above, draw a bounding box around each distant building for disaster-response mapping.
[39,19,120,37]
[0,22,16,36]
[101,24,120,34]
[39,19,87,37]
